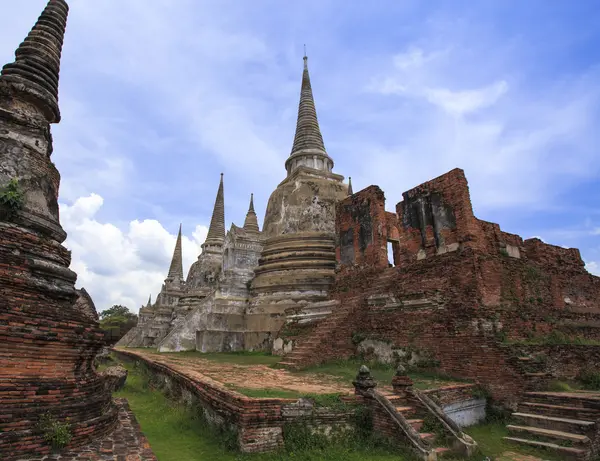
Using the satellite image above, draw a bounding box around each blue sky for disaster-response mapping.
[1,0,599,313]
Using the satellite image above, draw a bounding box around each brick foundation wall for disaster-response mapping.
[114,350,357,453]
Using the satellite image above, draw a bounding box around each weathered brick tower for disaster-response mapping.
[0,1,117,458]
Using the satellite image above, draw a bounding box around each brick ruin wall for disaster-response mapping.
[114,350,357,453]
[0,225,117,459]
[324,168,600,404]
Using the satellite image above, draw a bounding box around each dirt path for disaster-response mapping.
[123,349,353,396]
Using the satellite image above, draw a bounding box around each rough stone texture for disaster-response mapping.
[99,365,128,393]
[0,3,117,459]
[19,399,157,461]
[283,169,600,404]
[74,287,99,322]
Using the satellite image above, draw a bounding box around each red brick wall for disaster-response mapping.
[0,224,117,459]
[395,168,484,264]
[115,350,357,453]
[336,186,389,269]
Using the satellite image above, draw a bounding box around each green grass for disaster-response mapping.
[122,348,282,366]
[295,358,469,390]
[227,386,301,399]
[113,358,562,461]
[466,423,563,461]
[115,361,413,461]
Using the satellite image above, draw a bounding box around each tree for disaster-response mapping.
[99,305,138,344]
[100,304,133,319]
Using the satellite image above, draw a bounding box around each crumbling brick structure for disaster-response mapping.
[286,168,600,404]
[0,1,117,458]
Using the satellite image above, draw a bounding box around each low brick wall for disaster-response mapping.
[114,350,357,453]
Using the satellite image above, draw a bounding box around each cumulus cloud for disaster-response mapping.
[2,1,599,311]
[585,261,600,276]
[61,195,207,313]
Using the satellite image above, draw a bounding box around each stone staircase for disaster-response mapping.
[278,271,399,370]
[277,294,361,369]
[378,389,453,459]
[505,391,600,460]
[506,353,553,391]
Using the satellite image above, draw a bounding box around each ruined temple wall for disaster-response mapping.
[335,185,389,269]
[395,168,484,264]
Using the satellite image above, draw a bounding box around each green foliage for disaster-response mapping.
[499,248,509,257]
[37,413,72,450]
[99,304,137,343]
[296,358,467,391]
[524,265,541,281]
[470,386,490,400]
[507,330,600,346]
[0,178,24,218]
[577,370,600,390]
[547,380,573,392]
[100,304,135,319]
[466,423,562,461]
[351,331,367,345]
[229,387,301,399]
[115,359,410,461]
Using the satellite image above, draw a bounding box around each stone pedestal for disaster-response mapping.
[352,365,378,397]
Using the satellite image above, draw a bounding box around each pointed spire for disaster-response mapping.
[243,193,260,233]
[290,54,326,156]
[1,0,70,123]
[348,177,353,195]
[204,173,225,247]
[146,294,152,308]
[167,224,184,282]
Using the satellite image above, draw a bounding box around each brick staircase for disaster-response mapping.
[506,353,553,391]
[277,294,361,369]
[378,389,453,459]
[505,391,600,460]
[278,271,400,370]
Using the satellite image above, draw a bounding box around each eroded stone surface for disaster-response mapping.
[20,399,157,461]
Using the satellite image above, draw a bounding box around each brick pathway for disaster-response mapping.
[20,399,156,461]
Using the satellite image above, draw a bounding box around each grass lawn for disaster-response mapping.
[295,358,470,390]
[121,348,282,366]
[112,353,569,461]
[115,361,414,461]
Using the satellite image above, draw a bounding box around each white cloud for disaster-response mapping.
[361,41,600,213]
[585,261,600,276]
[424,81,508,116]
[60,195,207,314]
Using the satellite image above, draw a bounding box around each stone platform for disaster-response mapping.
[20,399,156,461]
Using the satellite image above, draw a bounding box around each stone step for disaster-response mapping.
[277,361,300,369]
[395,406,416,416]
[506,425,590,445]
[419,432,436,443]
[407,418,424,432]
[512,412,596,435]
[503,437,587,460]
[433,447,452,458]
[518,402,600,420]
[524,392,600,409]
